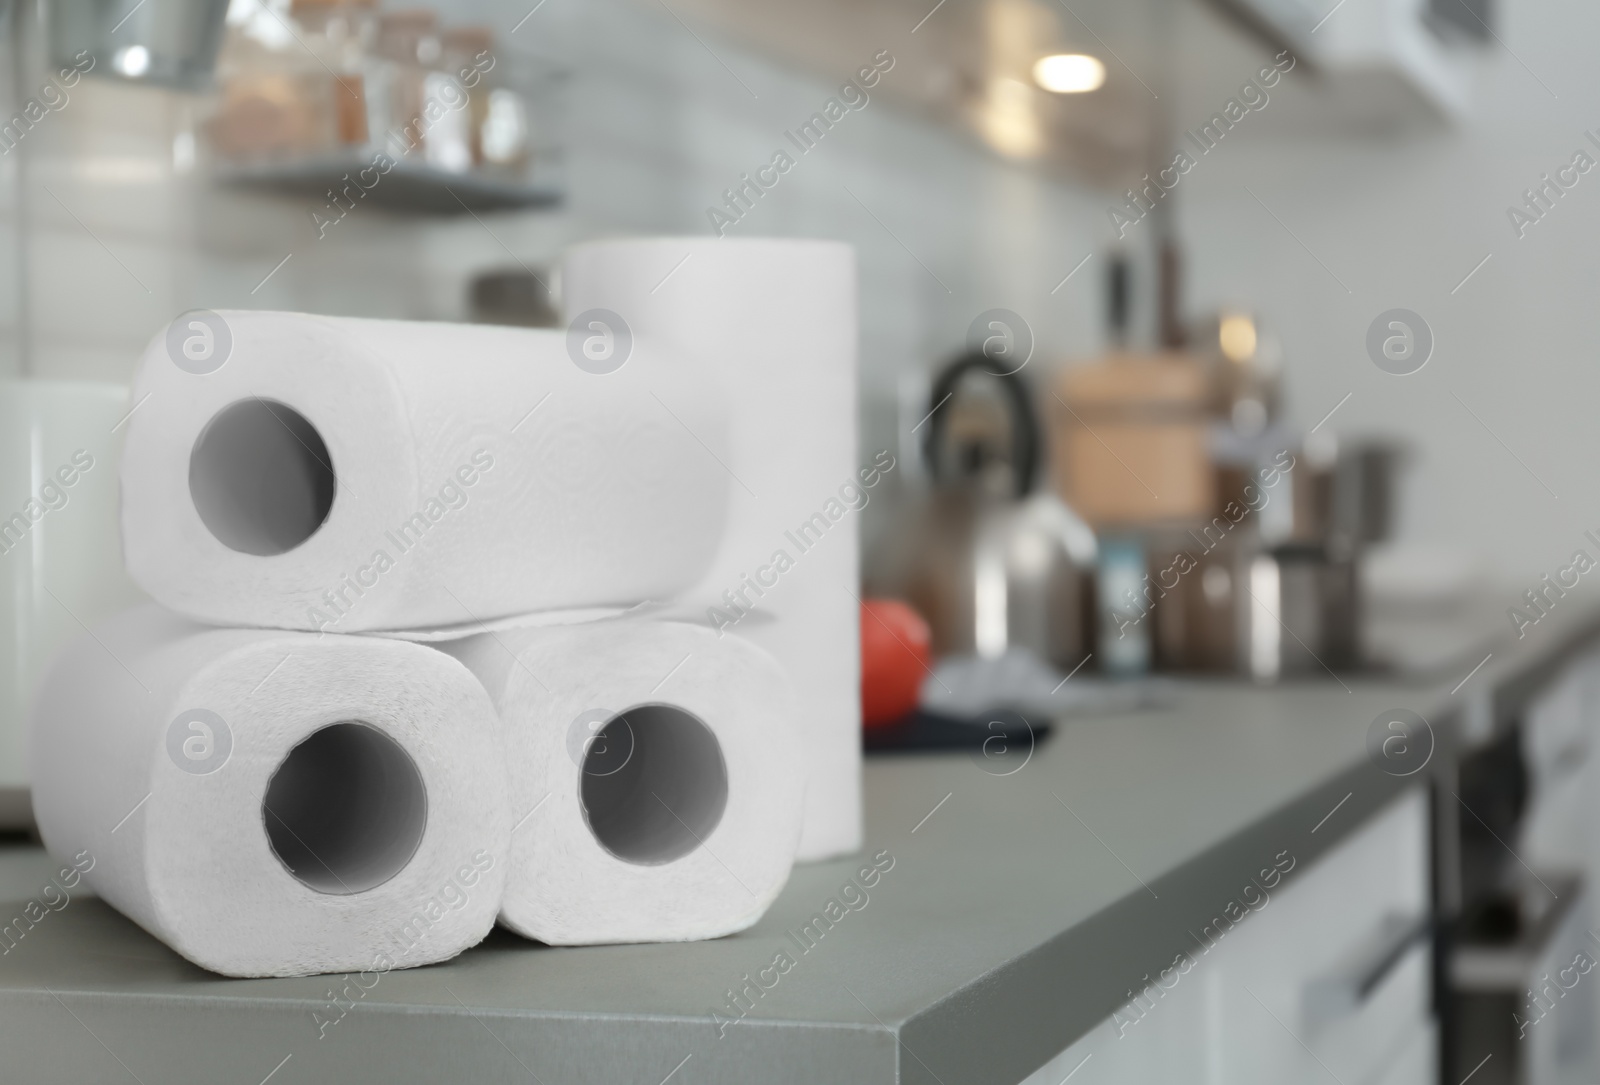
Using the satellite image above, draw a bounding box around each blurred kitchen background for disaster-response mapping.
[3,0,1597,596]
[9,4,1600,1083]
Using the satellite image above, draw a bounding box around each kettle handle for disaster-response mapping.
[922,350,1041,497]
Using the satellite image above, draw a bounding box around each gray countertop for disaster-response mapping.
[1,601,1590,1085]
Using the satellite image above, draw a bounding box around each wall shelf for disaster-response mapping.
[214,152,563,215]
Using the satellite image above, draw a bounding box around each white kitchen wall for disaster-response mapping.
[11,0,1587,581]
[1165,0,1600,585]
[0,10,18,378]
[0,0,1111,518]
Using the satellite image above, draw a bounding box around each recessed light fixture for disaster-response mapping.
[1219,314,1258,363]
[114,44,151,78]
[1032,53,1105,94]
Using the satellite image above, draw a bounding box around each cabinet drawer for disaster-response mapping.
[1016,953,1216,1085]
[1213,788,1431,1085]
[1020,788,1431,1085]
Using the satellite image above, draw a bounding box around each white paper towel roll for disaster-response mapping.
[0,380,146,828]
[121,310,728,632]
[440,618,802,944]
[560,239,862,862]
[29,604,510,977]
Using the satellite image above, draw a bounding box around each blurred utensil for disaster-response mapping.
[868,350,1095,670]
[1051,352,1215,528]
[1148,530,1360,679]
[52,0,228,90]
[1215,432,1406,554]
[469,267,559,327]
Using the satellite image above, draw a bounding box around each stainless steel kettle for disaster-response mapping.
[867,351,1096,669]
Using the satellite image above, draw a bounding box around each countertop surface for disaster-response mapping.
[1,600,1591,1085]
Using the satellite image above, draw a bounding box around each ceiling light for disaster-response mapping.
[1219,314,1258,363]
[1032,54,1105,94]
[980,77,1043,158]
[114,44,151,78]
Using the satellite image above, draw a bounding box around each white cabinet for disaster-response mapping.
[1214,788,1430,1085]
[1520,654,1600,876]
[1013,944,1220,1085]
[1375,1023,1439,1085]
[1022,788,1432,1085]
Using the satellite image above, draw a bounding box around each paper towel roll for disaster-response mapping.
[440,618,802,944]
[29,604,510,977]
[0,380,145,828]
[121,310,728,632]
[560,239,862,861]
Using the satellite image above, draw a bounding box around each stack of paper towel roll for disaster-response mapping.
[28,239,860,978]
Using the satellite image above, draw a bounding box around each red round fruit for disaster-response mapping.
[860,598,931,729]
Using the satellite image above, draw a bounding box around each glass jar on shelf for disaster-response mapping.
[210,0,333,161]
[417,25,494,173]
[372,9,440,164]
[448,28,535,181]
[208,0,380,162]
[478,83,533,178]
[289,0,378,149]
[447,26,513,173]
[492,50,564,193]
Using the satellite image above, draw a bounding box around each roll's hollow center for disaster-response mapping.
[263,722,427,895]
[580,705,728,865]
[190,398,335,556]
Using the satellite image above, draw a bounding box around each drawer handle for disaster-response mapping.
[1305,912,1430,1023]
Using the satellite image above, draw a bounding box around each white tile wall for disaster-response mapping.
[1,0,1112,512]
[14,0,1595,578]
[1166,0,1600,581]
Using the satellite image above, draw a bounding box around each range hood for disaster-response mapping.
[1210,0,1480,126]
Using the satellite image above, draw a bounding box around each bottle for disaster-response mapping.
[1097,534,1151,677]
[439,27,496,169]
[373,9,440,162]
